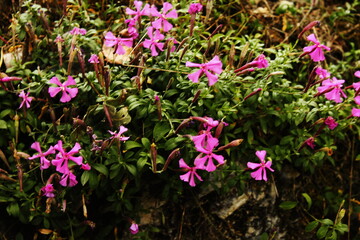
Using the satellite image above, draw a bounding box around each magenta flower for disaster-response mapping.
[186,56,223,86]
[48,76,78,103]
[234,54,269,74]
[303,34,330,62]
[194,137,225,172]
[0,76,22,82]
[355,71,360,79]
[104,31,133,55]
[315,67,330,80]
[247,150,274,181]
[129,222,139,234]
[81,163,91,171]
[126,1,150,20]
[150,2,178,32]
[88,54,99,63]
[18,90,33,109]
[54,35,64,43]
[41,184,55,198]
[179,158,203,187]
[28,142,55,170]
[317,77,347,103]
[305,137,316,149]
[108,126,130,141]
[324,116,338,130]
[59,171,78,187]
[354,96,360,105]
[351,108,360,117]
[69,27,87,35]
[52,141,83,174]
[143,27,165,56]
[188,3,203,14]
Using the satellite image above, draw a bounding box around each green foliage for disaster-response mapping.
[0,0,358,239]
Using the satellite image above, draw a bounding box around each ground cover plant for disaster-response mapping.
[0,0,359,239]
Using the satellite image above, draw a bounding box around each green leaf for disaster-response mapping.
[141,137,151,149]
[279,201,297,210]
[153,122,170,142]
[0,120,7,129]
[334,223,348,234]
[305,221,319,232]
[302,193,312,210]
[124,141,143,150]
[92,163,109,177]
[319,219,333,225]
[6,202,20,217]
[316,225,329,239]
[126,164,137,176]
[137,157,148,171]
[81,171,90,186]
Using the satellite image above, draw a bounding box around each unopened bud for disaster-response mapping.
[150,143,157,173]
[162,148,180,171]
[217,139,243,151]
[298,21,320,39]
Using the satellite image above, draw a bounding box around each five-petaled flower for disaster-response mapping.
[18,90,34,109]
[317,77,347,103]
[179,158,203,187]
[194,137,225,172]
[52,140,83,175]
[28,142,55,170]
[303,34,330,62]
[351,108,360,117]
[305,137,316,149]
[186,55,223,86]
[150,2,178,32]
[48,76,78,103]
[126,1,150,24]
[108,126,130,141]
[247,150,274,181]
[143,26,165,56]
[104,31,133,55]
[41,184,55,198]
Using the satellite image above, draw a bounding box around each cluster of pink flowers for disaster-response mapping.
[28,140,91,196]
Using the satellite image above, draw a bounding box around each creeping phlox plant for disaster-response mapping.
[0,0,358,239]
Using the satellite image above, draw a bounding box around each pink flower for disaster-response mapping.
[179,158,203,187]
[194,137,225,172]
[88,54,99,63]
[129,222,139,234]
[303,34,330,62]
[355,71,360,79]
[18,90,33,109]
[352,108,360,117]
[186,56,223,86]
[48,76,78,103]
[143,27,165,56]
[28,142,55,170]
[305,137,316,149]
[52,141,83,174]
[324,116,338,130]
[104,31,133,55]
[317,77,347,103]
[234,54,269,74]
[108,126,130,141]
[41,184,55,198]
[81,163,91,171]
[247,150,274,181]
[251,54,269,68]
[59,171,78,187]
[354,96,360,105]
[54,35,64,43]
[188,3,203,14]
[150,2,178,32]
[0,76,22,82]
[69,27,87,35]
[126,1,150,19]
[315,67,330,80]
